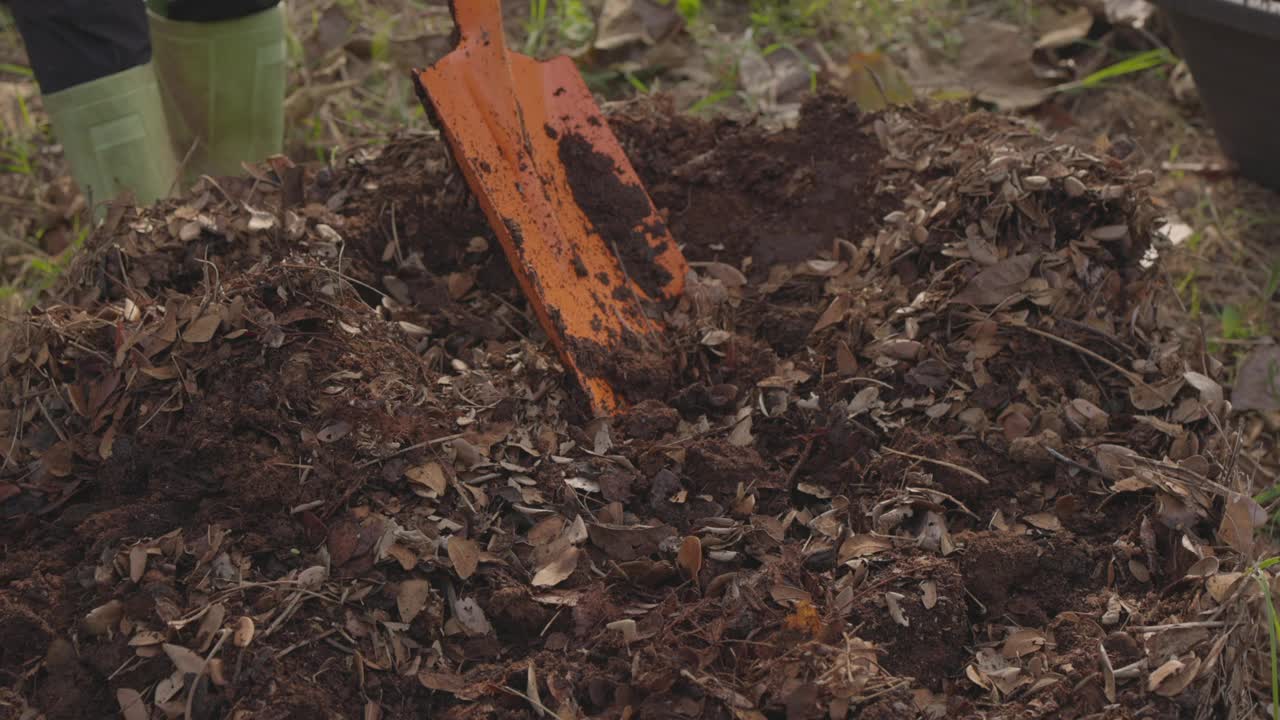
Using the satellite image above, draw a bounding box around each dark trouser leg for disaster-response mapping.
[150,0,281,22]
[7,0,151,95]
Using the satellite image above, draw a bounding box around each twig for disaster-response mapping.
[1018,325,1147,386]
[289,499,324,514]
[354,432,467,468]
[278,262,388,301]
[679,669,754,710]
[881,447,990,485]
[1043,445,1108,478]
[262,593,306,640]
[1128,620,1226,632]
[35,395,67,443]
[276,628,338,660]
[497,684,565,720]
[785,437,816,489]
[185,629,231,720]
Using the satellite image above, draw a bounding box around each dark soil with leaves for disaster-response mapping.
[0,95,1267,720]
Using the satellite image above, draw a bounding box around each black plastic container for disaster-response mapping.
[1156,0,1280,191]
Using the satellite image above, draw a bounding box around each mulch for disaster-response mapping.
[0,93,1268,720]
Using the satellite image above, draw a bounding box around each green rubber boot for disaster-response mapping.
[41,63,180,216]
[147,4,287,182]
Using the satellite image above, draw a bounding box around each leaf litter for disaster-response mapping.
[0,92,1270,719]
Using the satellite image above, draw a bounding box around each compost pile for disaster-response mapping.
[0,95,1268,720]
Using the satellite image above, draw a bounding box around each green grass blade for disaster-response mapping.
[688,88,735,113]
[1069,49,1176,91]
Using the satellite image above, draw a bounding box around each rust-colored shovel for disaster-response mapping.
[412,0,688,417]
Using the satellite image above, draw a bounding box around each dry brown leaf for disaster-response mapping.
[1088,225,1129,242]
[84,600,123,636]
[528,516,566,546]
[1148,656,1201,697]
[525,663,543,716]
[921,581,938,609]
[965,664,992,691]
[1206,572,1244,603]
[812,294,851,334]
[1128,559,1151,583]
[419,671,471,696]
[676,535,702,579]
[406,461,448,495]
[606,618,640,643]
[453,597,493,637]
[1218,495,1266,555]
[1231,345,1280,411]
[208,658,228,686]
[796,482,833,499]
[837,341,858,375]
[1184,371,1223,409]
[1001,629,1046,658]
[588,523,676,562]
[1023,512,1061,532]
[317,420,352,443]
[117,688,149,720]
[182,312,222,343]
[532,546,580,587]
[155,671,184,705]
[1129,376,1184,411]
[129,630,166,647]
[1099,642,1117,703]
[950,253,1039,306]
[129,545,148,583]
[297,565,328,587]
[1066,398,1109,434]
[397,579,433,624]
[770,584,812,605]
[247,207,276,231]
[839,534,893,561]
[700,329,732,346]
[594,0,682,50]
[447,536,480,580]
[728,409,753,447]
[41,440,74,477]
[834,51,915,111]
[694,261,748,288]
[162,643,204,675]
[385,543,418,571]
[194,603,226,651]
[1093,444,1139,481]
[1183,556,1219,580]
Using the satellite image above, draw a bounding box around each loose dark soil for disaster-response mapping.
[613,94,892,272]
[0,94,1248,720]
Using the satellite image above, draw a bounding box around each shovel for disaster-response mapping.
[412,0,688,417]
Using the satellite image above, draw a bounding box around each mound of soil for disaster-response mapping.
[0,95,1259,720]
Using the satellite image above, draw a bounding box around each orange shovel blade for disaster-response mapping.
[413,1,688,416]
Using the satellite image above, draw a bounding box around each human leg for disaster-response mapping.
[8,0,178,210]
[147,0,287,180]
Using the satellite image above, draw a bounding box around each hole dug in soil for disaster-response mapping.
[0,94,1262,720]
